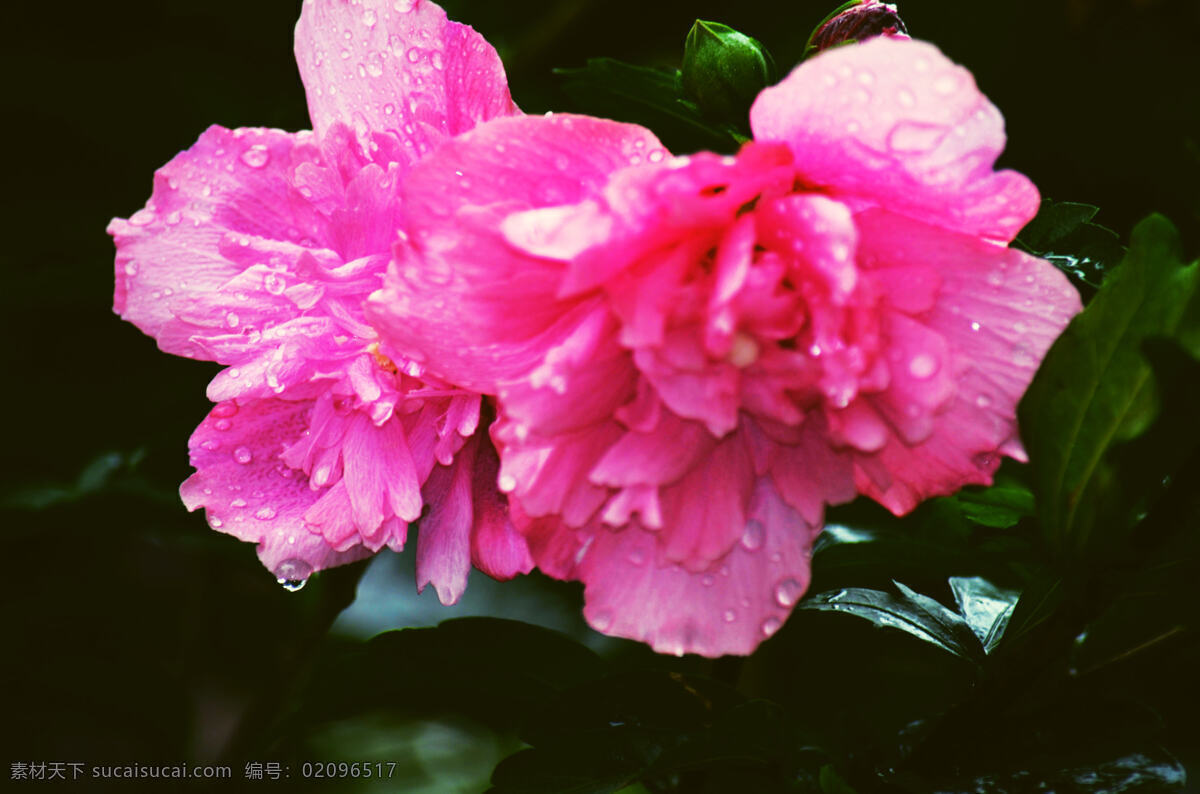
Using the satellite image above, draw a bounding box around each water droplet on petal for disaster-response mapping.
[975,394,992,409]
[123,261,139,276]
[362,8,377,26]
[240,145,270,168]
[225,312,240,328]
[627,547,646,566]
[233,447,253,464]
[701,575,715,587]
[590,609,613,632]
[209,515,223,528]
[908,353,937,379]
[775,577,804,607]
[405,47,422,63]
[393,0,417,11]
[264,272,286,295]
[498,472,516,492]
[214,418,232,431]
[723,609,737,623]
[231,497,247,508]
[275,558,312,592]
[740,519,765,551]
[255,506,277,521]
[761,616,783,637]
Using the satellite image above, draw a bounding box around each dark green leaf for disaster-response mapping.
[996,574,1064,651]
[944,479,1034,530]
[818,764,859,794]
[1015,199,1125,294]
[797,582,984,663]
[555,58,744,154]
[1019,214,1200,553]
[947,577,1020,654]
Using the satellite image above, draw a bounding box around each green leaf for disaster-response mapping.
[996,575,1064,651]
[944,478,1035,530]
[819,764,859,794]
[947,577,1021,654]
[797,582,984,663]
[555,58,744,154]
[1019,214,1200,554]
[1015,199,1125,294]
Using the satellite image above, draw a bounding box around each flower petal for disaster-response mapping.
[180,397,377,577]
[522,478,817,657]
[847,209,1081,513]
[109,126,324,359]
[366,114,665,391]
[294,0,517,154]
[750,38,1039,241]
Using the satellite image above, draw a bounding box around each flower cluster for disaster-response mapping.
[111,0,1079,656]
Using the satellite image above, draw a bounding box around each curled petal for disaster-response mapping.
[751,38,1039,241]
[109,126,323,359]
[522,478,817,658]
[294,0,517,155]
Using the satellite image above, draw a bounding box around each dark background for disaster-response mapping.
[2,0,1197,789]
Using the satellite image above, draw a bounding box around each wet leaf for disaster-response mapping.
[797,582,984,663]
[947,577,1020,654]
[1019,214,1200,554]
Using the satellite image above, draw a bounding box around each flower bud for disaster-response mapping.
[805,1,909,58]
[681,20,776,126]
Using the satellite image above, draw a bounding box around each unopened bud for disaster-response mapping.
[681,20,776,126]
[805,1,909,58]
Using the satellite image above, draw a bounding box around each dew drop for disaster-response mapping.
[431,51,444,70]
[228,368,241,379]
[908,353,937,379]
[970,321,981,332]
[129,208,155,226]
[362,8,377,26]
[761,616,783,637]
[774,577,804,608]
[393,0,417,11]
[383,102,395,115]
[974,394,992,409]
[627,547,646,566]
[264,272,286,295]
[123,262,139,276]
[933,73,958,95]
[590,609,613,632]
[225,312,240,328]
[209,516,223,528]
[231,498,247,508]
[214,418,232,431]
[701,575,715,587]
[723,609,737,623]
[405,47,422,64]
[275,558,312,592]
[498,472,516,492]
[233,447,253,465]
[240,145,270,168]
[255,506,277,521]
[1012,345,1034,366]
[740,519,765,551]
[897,88,916,108]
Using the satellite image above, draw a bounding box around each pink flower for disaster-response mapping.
[367,38,1082,655]
[108,0,531,600]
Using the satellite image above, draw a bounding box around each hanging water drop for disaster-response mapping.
[275,558,312,592]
